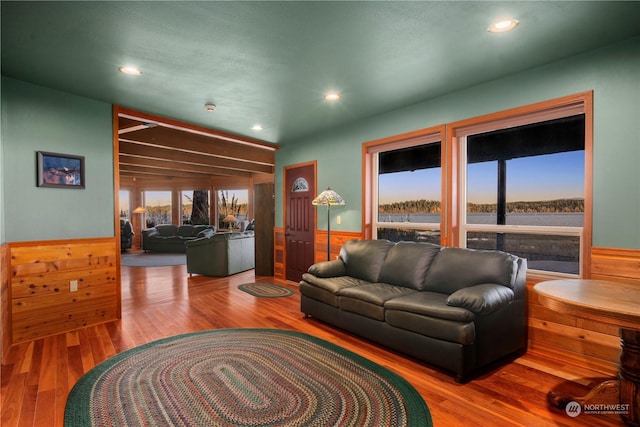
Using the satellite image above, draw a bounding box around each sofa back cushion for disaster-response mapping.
[155,224,178,237]
[378,242,442,290]
[339,239,394,283]
[177,225,198,237]
[423,247,518,295]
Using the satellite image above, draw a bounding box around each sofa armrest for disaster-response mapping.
[185,235,218,248]
[447,283,514,315]
[142,229,158,238]
[308,260,346,278]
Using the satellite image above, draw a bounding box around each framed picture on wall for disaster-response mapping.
[36,151,85,189]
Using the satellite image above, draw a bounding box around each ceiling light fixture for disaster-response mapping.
[324,92,341,102]
[204,103,216,111]
[119,66,142,75]
[251,124,263,131]
[488,18,519,33]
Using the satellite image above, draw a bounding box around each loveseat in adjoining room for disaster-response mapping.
[142,224,215,253]
[299,239,527,382]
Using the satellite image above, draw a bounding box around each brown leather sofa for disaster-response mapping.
[299,239,527,382]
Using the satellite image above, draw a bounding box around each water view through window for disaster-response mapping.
[377,142,441,243]
[374,114,585,275]
[464,114,585,274]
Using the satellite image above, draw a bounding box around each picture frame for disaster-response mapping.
[36,151,85,189]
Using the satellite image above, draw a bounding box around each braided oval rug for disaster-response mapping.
[64,329,432,427]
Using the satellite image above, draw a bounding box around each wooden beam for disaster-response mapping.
[117,106,279,151]
[119,154,251,177]
[123,126,275,165]
[119,165,227,179]
[119,141,273,174]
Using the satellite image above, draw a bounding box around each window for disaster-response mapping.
[364,93,592,277]
[365,128,443,244]
[143,190,172,227]
[459,111,588,276]
[119,190,130,219]
[217,189,249,229]
[181,190,210,225]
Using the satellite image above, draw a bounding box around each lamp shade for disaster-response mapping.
[312,187,346,206]
[132,206,146,214]
[223,214,237,223]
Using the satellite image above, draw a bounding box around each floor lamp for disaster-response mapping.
[132,206,146,248]
[312,187,345,261]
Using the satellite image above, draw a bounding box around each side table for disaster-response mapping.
[534,279,640,426]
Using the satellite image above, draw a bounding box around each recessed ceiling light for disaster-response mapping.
[251,124,263,131]
[204,103,216,111]
[488,18,519,33]
[119,66,142,75]
[324,92,341,102]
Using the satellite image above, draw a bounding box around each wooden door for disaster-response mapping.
[284,163,315,282]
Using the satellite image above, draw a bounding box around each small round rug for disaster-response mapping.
[64,329,432,427]
[238,282,295,298]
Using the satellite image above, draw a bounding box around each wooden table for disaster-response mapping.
[534,279,640,426]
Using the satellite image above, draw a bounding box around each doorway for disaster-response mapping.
[284,162,316,282]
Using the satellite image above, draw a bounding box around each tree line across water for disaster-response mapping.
[379,198,584,214]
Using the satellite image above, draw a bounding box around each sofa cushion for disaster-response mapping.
[423,247,518,294]
[301,274,368,295]
[378,242,442,290]
[300,275,368,307]
[338,283,417,321]
[385,310,476,345]
[385,292,475,322]
[338,283,418,306]
[177,226,197,237]
[339,239,394,283]
[155,224,178,236]
[447,283,514,315]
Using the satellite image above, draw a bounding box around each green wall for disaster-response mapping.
[275,36,640,249]
[0,78,5,243]
[1,77,114,243]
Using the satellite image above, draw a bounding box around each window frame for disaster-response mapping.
[447,92,593,278]
[362,92,593,279]
[363,126,446,241]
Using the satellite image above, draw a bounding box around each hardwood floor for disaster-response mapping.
[1,265,624,426]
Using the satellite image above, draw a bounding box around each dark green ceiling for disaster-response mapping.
[2,1,640,144]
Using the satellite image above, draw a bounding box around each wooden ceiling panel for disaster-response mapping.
[123,126,274,165]
[119,154,252,177]
[117,111,277,185]
[119,141,273,175]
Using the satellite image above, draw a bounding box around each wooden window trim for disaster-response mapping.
[362,91,593,277]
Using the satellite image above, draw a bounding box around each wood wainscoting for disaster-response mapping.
[1,244,10,362]
[2,238,120,349]
[529,246,640,376]
[273,228,363,280]
[312,230,364,263]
